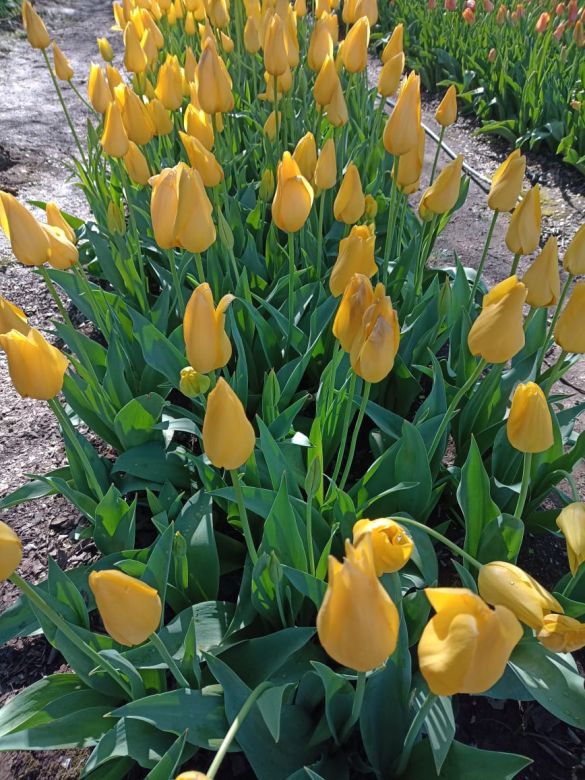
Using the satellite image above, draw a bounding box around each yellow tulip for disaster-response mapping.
[148,97,174,136]
[155,55,184,110]
[124,142,151,185]
[320,11,339,45]
[341,16,370,73]
[507,381,553,453]
[263,110,281,140]
[0,328,68,400]
[353,518,413,576]
[43,223,78,270]
[317,537,399,672]
[107,201,125,235]
[325,80,348,127]
[435,85,457,127]
[52,42,73,81]
[112,1,127,30]
[381,23,403,62]
[46,202,76,245]
[196,41,234,114]
[115,84,156,146]
[487,149,526,212]
[330,224,376,297]
[0,296,29,336]
[184,103,214,150]
[294,0,307,16]
[537,614,585,653]
[505,185,541,255]
[149,163,216,253]
[244,16,261,53]
[350,282,400,383]
[554,281,585,354]
[272,152,314,233]
[342,0,358,24]
[0,191,49,266]
[556,502,585,575]
[563,223,585,275]
[179,132,223,187]
[89,570,162,647]
[97,36,114,62]
[106,63,124,92]
[202,378,255,470]
[307,19,333,71]
[383,71,420,157]
[88,64,113,114]
[478,561,563,630]
[208,0,230,27]
[0,521,22,581]
[313,55,339,106]
[377,51,404,97]
[354,0,378,26]
[184,10,196,35]
[101,101,130,158]
[141,28,158,66]
[418,588,522,696]
[292,132,317,183]
[522,236,560,307]
[183,283,234,373]
[259,169,275,200]
[333,163,365,225]
[179,366,210,397]
[394,125,425,195]
[333,273,375,352]
[175,772,211,780]
[264,13,288,76]
[467,275,527,363]
[184,46,197,84]
[419,155,463,219]
[22,0,50,49]
[123,21,148,73]
[313,140,337,194]
[364,194,378,219]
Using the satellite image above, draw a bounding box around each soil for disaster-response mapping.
[0,6,583,778]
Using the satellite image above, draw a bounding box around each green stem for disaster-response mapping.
[429,127,445,185]
[194,252,205,283]
[395,691,437,775]
[41,49,87,164]
[38,264,73,327]
[397,517,481,570]
[306,497,316,577]
[230,470,258,565]
[339,381,371,492]
[330,372,357,487]
[167,249,185,316]
[470,210,499,302]
[48,398,105,500]
[382,155,400,287]
[69,80,95,113]
[514,452,532,519]
[9,572,132,698]
[273,75,280,158]
[287,231,295,348]
[428,359,487,460]
[149,631,190,689]
[542,350,568,396]
[536,273,573,374]
[315,192,326,282]
[511,252,521,275]
[339,671,367,743]
[207,681,272,779]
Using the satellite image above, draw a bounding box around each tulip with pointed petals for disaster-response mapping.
[202,378,256,470]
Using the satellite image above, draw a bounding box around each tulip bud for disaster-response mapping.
[487,149,526,212]
[244,15,261,53]
[350,282,400,383]
[148,97,174,136]
[22,0,50,49]
[354,0,378,26]
[272,152,314,233]
[154,55,184,110]
[184,103,214,149]
[196,41,234,114]
[264,14,288,76]
[89,570,162,647]
[183,283,234,373]
[175,773,211,780]
[419,154,463,219]
[307,19,333,71]
[0,521,22,581]
[107,201,126,234]
[563,224,585,275]
[418,588,523,695]
[342,0,358,24]
[505,185,541,255]
[52,42,74,81]
[574,20,585,46]
[537,614,585,653]
[394,125,425,194]
[467,275,527,363]
[313,138,337,192]
[488,47,496,63]
[556,502,585,576]
[317,537,400,671]
[496,4,506,23]
[88,63,113,114]
[101,101,130,158]
[554,281,585,353]
[435,84,457,127]
[106,63,123,91]
[97,36,114,62]
[0,191,49,266]
[353,517,413,576]
[115,84,156,145]
[123,141,151,185]
[259,169,275,200]
[123,21,148,73]
[462,7,475,23]
[180,366,211,397]
[292,132,317,183]
[333,273,375,352]
[507,381,553,453]
[377,51,404,97]
[383,71,421,156]
[535,11,550,32]
[364,194,378,219]
[0,328,68,399]
[341,16,370,73]
[0,296,29,336]
[333,163,365,225]
[179,132,224,187]
[522,236,560,308]
[46,202,76,245]
[381,23,403,62]
[202,378,255,470]
[330,224,376,297]
[325,80,348,127]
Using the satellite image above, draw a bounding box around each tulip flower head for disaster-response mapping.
[52,42,74,81]
[330,224,376,297]
[333,273,375,352]
[0,296,29,337]
[22,0,50,49]
[468,275,527,363]
[184,103,214,149]
[394,125,425,194]
[325,80,349,127]
[307,17,334,71]
[383,71,421,157]
[314,138,337,192]
[333,163,365,225]
[0,521,22,581]
[88,63,113,114]
[272,152,314,233]
[418,588,523,695]
[522,236,560,308]
[97,36,114,62]
[554,282,585,354]
[419,155,463,219]
[196,41,234,114]
[377,51,404,97]
[0,328,68,400]
[556,502,585,576]
[317,537,400,671]
[563,223,585,275]
[537,614,585,653]
[292,132,318,184]
[352,517,413,576]
[487,149,526,212]
[435,85,457,127]
[183,283,234,374]
[123,21,148,73]
[179,366,210,397]
[381,23,403,63]
[89,570,162,646]
[202,378,256,470]
[313,55,339,106]
[341,16,370,73]
[507,381,554,453]
[350,282,400,383]
[505,185,541,255]
[179,132,224,187]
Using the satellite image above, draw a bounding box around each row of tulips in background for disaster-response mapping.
[380,1,585,172]
[0,0,584,777]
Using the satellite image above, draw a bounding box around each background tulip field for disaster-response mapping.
[0,0,584,778]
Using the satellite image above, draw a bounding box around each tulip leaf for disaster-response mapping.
[311,662,354,743]
[457,437,501,560]
[83,718,179,774]
[93,486,137,555]
[126,308,186,389]
[143,523,175,619]
[47,557,90,630]
[175,491,219,602]
[144,730,187,780]
[112,443,191,489]
[0,468,69,510]
[402,738,531,779]
[257,683,294,743]
[395,421,433,517]
[0,701,114,750]
[114,394,167,450]
[261,475,307,571]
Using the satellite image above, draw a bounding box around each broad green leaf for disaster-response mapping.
[144,731,187,780]
[114,394,167,450]
[175,492,219,601]
[94,486,136,555]
[402,738,531,779]
[457,437,500,559]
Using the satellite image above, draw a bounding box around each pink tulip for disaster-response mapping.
[535,11,550,31]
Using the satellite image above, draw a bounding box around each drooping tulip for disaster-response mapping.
[202,378,256,470]
[101,101,130,158]
[505,185,541,255]
[554,282,585,354]
[272,152,314,233]
[333,273,375,352]
[478,561,563,629]
[394,125,425,194]
[418,588,523,695]
[46,202,76,244]
[124,142,151,185]
[89,570,162,647]
[435,84,457,127]
[419,155,463,219]
[522,236,560,308]
[325,80,348,127]
[563,223,585,275]
[179,132,223,187]
[377,51,404,97]
[333,163,365,224]
[0,328,68,400]
[292,132,317,184]
[329,224,376,297]
[0,296,29,336]
[467,275,527,363]
[383,71,420,157]
[196,41,234,114]
[341,16,370,73]
[314,138,337,191]
[487,149,526,212]
[556,502,585,575]
[52,42,74,81]
[381,23,403,62]
[0,521,22,581]
[352,518,413,576]
[183,283,234,374]
[0,191,49,266]
[316,537,400,671]
[350,282,400,383]
[22,0,50,49]
[507,382,553,453]
[537,614,585,653]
